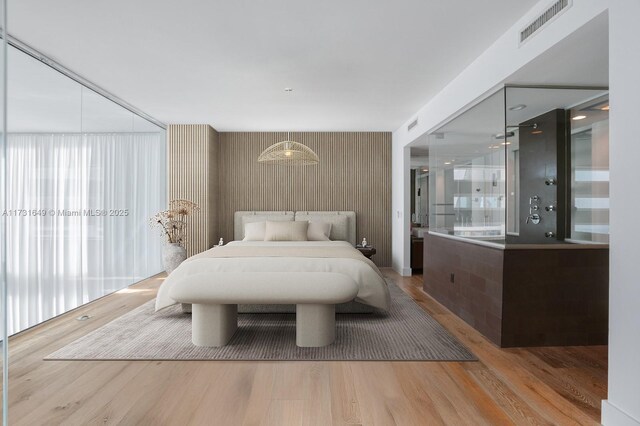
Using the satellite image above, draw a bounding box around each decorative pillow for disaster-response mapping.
[307,221,332,241]
[264,221,309,241]
[296,215,348,241]
[243,221,266,241]
[241,215,293,240]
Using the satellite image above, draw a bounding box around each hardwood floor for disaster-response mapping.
[1,270,607,425]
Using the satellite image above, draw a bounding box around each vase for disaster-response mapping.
[162,243,187,274]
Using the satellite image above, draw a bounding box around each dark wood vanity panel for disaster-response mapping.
[423,233,504,344]
[423,232,608,347]
[501,248,608,347]
[411,237,424,271]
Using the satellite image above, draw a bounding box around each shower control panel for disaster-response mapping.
[527,195,541,224]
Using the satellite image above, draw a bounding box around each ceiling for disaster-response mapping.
[8,0,539,131]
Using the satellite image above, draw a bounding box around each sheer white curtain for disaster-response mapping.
[5,132,165,334]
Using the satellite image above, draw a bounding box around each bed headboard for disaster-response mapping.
[234,210,357,245]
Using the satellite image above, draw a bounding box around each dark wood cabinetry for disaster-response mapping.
[411,237,424,271]
[423,233,608,347]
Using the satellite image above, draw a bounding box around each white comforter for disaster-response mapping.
[155,241,390,311]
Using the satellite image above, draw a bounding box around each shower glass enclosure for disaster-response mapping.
[428,85,609,245]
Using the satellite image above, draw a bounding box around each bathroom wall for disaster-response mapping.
[514,109,568,243]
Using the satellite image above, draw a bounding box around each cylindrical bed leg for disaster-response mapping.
[192,303,238,346]
[296,304,336,347]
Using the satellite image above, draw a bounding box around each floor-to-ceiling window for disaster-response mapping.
[5,45,166,334]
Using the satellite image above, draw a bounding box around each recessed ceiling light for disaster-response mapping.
[601,105,610,111]
[422,168,428,172]
[284,88,293,92]
[509,104,527,111]
[444,161,451,165]
[501,142,511,145]
[572,115,587,120]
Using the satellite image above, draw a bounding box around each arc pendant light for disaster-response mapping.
[257,132,319,166]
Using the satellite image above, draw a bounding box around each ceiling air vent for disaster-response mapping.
[520,0,571,45]
[408,118,418,131]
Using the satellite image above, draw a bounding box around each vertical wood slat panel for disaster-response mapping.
[167,124,218,257]
[218,132,392,266]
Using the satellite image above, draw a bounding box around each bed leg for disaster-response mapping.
[296,304,336,347]
[192,303,238,346]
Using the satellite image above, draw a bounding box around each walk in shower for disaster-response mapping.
[423,86,610,347]
[428,85,609,246]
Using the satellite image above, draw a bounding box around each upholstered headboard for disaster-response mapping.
[233,211,357,245]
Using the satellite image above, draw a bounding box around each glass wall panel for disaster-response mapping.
[5,45,165,335]
[505,87,609,244]
[1,0,8,420]
[428,90,507,240]
[569,95,609,243]
[427,86,609,246]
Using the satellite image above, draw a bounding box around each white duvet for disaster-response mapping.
[155,241,390,312]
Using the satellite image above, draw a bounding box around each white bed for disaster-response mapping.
[155,211,390,313]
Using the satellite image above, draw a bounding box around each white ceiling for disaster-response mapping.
[8,0,539,131]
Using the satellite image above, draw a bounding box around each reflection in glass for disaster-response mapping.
[5,46,166,334]
[1,0,8,420]
[570,96,609,243]
[427,86,609,246]
[428,90,506,239]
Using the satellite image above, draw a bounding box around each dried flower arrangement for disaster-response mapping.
[150,199,200,247]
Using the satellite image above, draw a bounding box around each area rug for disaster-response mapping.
[45,282,475,361]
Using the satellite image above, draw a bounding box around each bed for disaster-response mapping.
[155,211,390,313]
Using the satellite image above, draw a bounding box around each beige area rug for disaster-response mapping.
[46,282,476,361]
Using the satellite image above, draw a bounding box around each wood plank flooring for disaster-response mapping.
[1,270,607,425]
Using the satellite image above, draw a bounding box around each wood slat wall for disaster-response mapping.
[168,125,219,256]
[218,132,392,266]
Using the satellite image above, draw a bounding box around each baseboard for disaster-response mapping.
[391,263,412,277]
[602,400,640,426]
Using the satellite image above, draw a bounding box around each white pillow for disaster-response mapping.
[243,221,266,241]
[264,221,309,241]
[307,221,332,241]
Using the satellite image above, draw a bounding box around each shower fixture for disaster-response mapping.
[494,131,515,139]
[506,123,538,129]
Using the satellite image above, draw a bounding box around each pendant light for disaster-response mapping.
[257,132,319,166]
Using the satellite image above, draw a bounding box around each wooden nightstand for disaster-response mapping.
[356,245,376,259]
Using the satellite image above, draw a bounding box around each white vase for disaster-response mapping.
[162,243,187,274]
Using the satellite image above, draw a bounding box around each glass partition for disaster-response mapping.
[427,86,609,246]
[428,89,507,240]
[569,95,609,243]
[5,45,166,335]
[1,0,7,420]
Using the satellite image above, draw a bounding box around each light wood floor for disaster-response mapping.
[1,269,607,425]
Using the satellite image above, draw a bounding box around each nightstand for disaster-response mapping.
[356,245,376,259]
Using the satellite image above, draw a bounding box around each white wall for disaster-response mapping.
[391,0,609,271]
[602,1,640,424]
[391,144,411,275]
